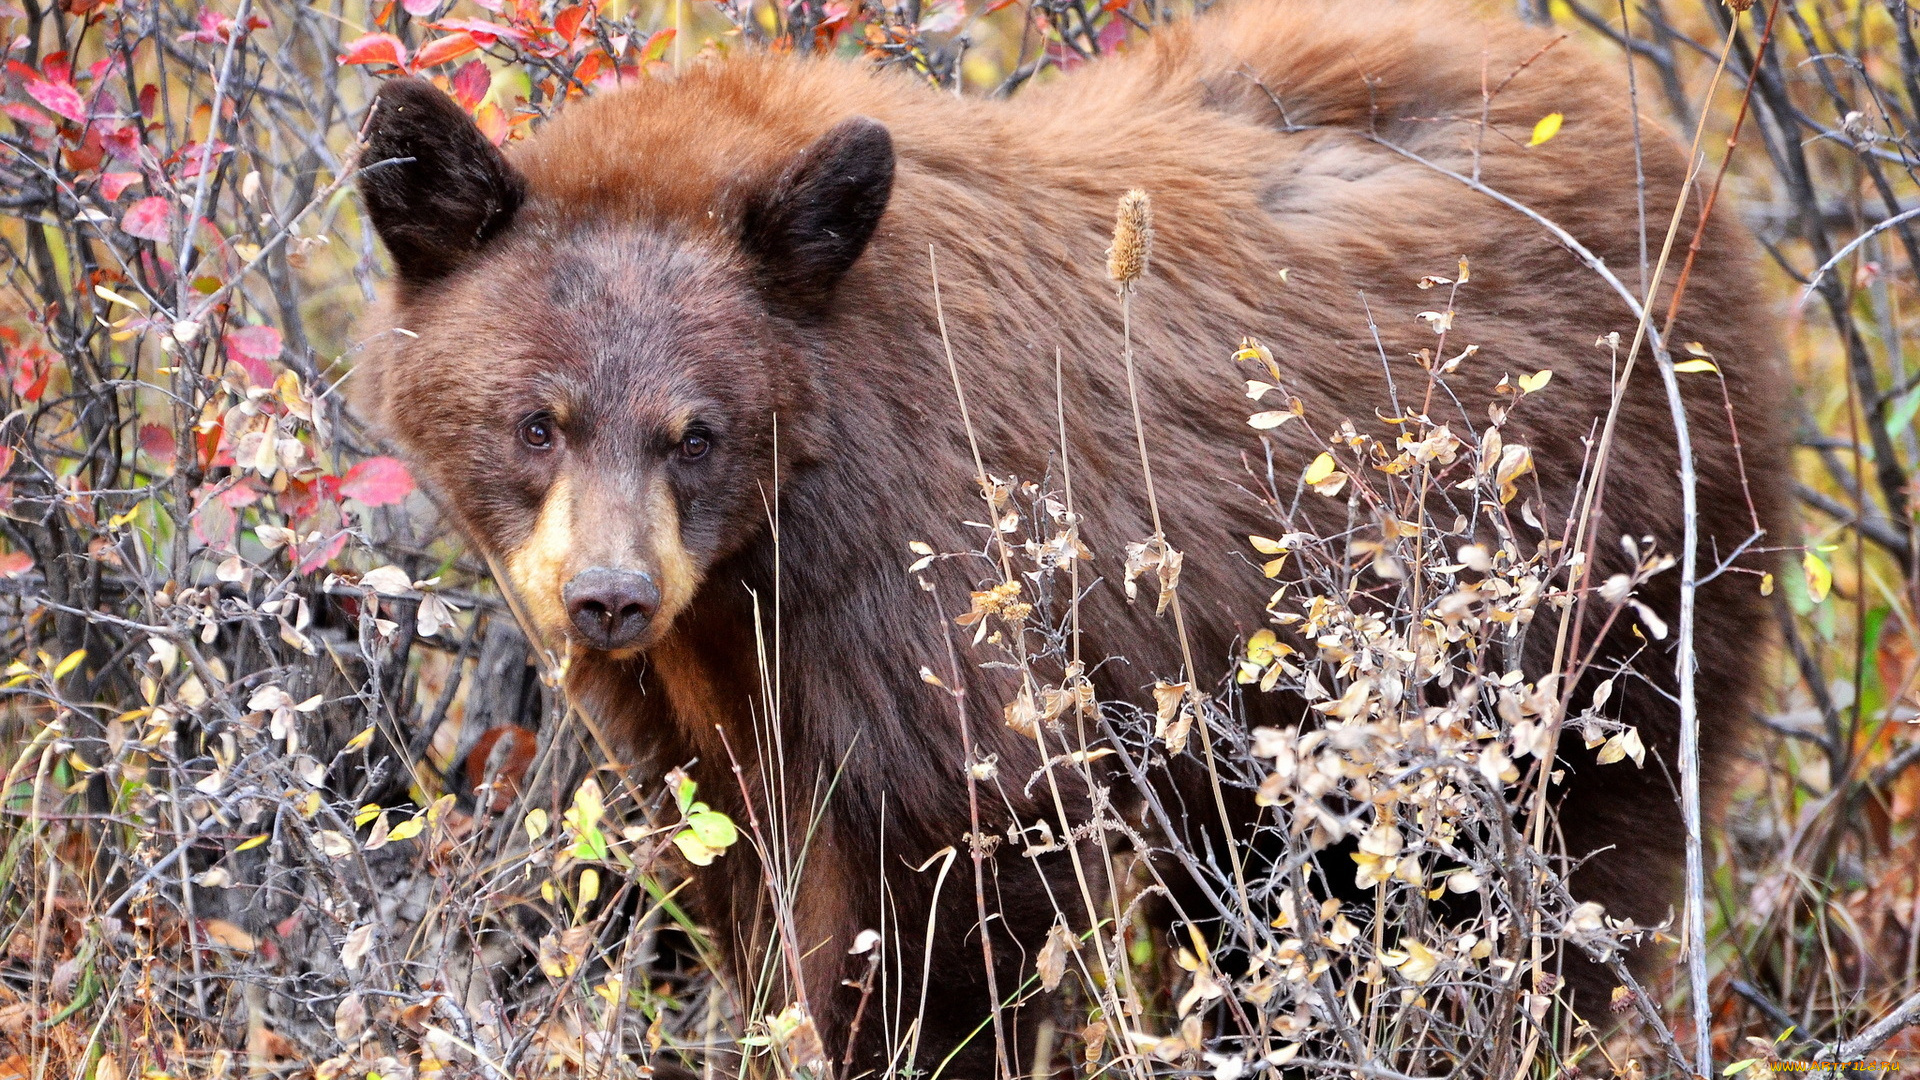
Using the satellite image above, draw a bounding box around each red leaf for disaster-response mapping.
[639,28,674,63]
[409,32,478,71]
[225,324,282,363]
[99,172,140,201]
[224,343,273,385]
[4,100,53,130]
[474,102,508,146]
[449,59,491,110]
[0,551,32,578]
[102,124,140,161]
[339,457,415,507]
[11,352,49,402]
[192,491,237,550]
[572,52,603,86]
[338,33,408,67]
[24,78,86,124]
[427,18,528,44]
[121,196,173,241]
[294,530,350,575]
[553,3,590,44]
[40,51,71,86]
[138,423,176,462]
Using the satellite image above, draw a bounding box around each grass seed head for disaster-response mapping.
[1108,188,1153,289]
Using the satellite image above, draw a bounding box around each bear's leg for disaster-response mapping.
[1546,740,1687,1014]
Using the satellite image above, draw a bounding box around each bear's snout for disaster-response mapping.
[563,566,661,650]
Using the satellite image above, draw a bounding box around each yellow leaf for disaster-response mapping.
[1302,452,1337,486]
[1673,358,1720,374]
[385,817,424,842]
[1248,411,1294,430]
[1249,535,1286,555]
[343,726,375,752]
[51,649,86,679]
[1517,369,1552,394]
[674,831,720,866]
[1803,551,1832,603]
[93,285,144,309]
[1247,629,1278,664]
[234,834,269,852]
[108,505,141,528]
[1529,112,1564,146]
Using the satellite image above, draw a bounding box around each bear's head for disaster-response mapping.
[349,78,893,655]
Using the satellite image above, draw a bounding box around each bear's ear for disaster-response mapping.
[358,78,526,290]
[740,116,895,316]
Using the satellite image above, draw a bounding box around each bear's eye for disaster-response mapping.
[519,413,557,450]
[678,430,712,461]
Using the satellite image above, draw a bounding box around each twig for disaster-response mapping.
[1816,989,1920,1061]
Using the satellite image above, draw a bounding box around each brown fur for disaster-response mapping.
[352,1,1789,1073]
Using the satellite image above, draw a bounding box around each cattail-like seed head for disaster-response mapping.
[1107,189,1153,289]
[1723,0,1752,10]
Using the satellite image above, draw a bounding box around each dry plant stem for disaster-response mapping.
[1800,205,1920,302]
[712,724,817,1034]
[1116,283,1259,951]
[927,245,1015,1080]
[1650,8,1780,1071]
[1818,988,1920,1062]
[927,589,1010,1080]
[1054,350,1147,1034]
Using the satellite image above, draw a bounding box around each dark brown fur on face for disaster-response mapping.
[352,1,1789,1073]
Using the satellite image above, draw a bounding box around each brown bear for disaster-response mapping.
[350,0,1787,1074]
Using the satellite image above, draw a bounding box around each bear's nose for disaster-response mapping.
[562,567,661,650]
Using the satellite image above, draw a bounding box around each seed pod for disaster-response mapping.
[1107,189,1153,288]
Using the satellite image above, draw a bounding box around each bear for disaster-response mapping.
[349,0,1788,1074]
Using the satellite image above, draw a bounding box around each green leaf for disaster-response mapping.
[673,831,719,866]
[1888,382,1920,437]
[687,809,738,851]
[570,823,610,861]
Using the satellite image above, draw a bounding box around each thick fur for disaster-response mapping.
[352,2,1789,1074]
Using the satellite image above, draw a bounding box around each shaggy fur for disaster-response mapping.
[352,1,1789,1073]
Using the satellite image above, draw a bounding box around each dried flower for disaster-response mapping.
[1107,189,1153,288]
